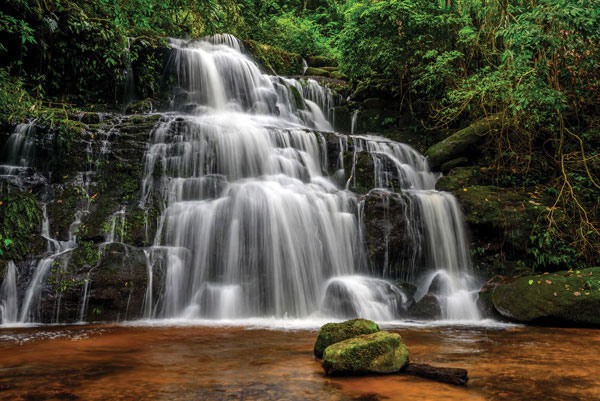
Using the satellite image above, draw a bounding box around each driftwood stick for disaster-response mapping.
[402,363,469,386]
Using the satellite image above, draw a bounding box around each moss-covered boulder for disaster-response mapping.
[307,55,337,68]
[450,185,542,258]
[322,331,409,375]
[352,79,401,101]
[426,114,503,169]
[440,157,470,174]
[435,166,485,192]
[314,318,380,358]
[491,267,600,326]
[329,71,348,81]
[304,67,330,77]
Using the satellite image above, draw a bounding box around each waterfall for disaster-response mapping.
[0,261,18,324]
[141,35,363,319]
[347,135,481,320]
[138,34,481,322]
[0,123,37,190]
[0,33,482,324]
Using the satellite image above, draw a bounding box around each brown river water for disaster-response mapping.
[0,322,598,400]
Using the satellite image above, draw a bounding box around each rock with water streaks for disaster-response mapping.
[322,331,409,375]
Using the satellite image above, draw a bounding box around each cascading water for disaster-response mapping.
[347,135,481,320]
[0,33,483,325]
[137,35,409,320]
[0,261,18,324]
[138,34,480,322]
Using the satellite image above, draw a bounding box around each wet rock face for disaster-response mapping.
[409,294,442,320]
[361,192,422,280]
[0,191,43,260]
[40,243,158,323]
[322,331,409,375]
[490,267,600,326]
[314,318,380,358]
[44,114,163,247]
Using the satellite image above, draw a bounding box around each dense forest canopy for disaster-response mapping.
[0,0,598,271]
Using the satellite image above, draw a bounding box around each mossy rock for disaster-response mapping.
[321,67,339,72]
[243,40,303,76]
[451,185,542,253]
[332,105,353,133]
[362,192,419,279]
[126,99,155,114]
[426,114,502,169]
[441,157,470,174]
[353,79,401,101]
[329,71,348,81]
[307,55,337,68]
[314,318,380,358]
[343,151,375,194]
[491,267,600,326]
[288,85,305,110]
[322,331,409,375]
[435,167,485,192]
[304,67,330,77]
[41,243,158,323]
[409,294,442,320]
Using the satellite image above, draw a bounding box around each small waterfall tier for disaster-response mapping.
[345,134,481,320]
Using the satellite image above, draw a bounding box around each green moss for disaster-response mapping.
[243,40,303,76]
[0,192,42,260]
[436,167,485,192]
[322,331,409,375]
[441,157,470,173]
[314,318,380,358]
[47,185,88,240]
[329,71,348,80]
[304,67,330,77]
[425,113,502,168]
[343,151,375,194]
[332,105,352,132]
[307,56,337,68]
[288,85,305,110]
[71,241,101,268]
[492,267,600,325]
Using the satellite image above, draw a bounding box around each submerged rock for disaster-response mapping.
[491,267,600,326]
[322,331,409,375]
[314,318,380,358]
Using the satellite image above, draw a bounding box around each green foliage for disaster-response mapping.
[72,241,100,268]
[243,40,303,75]
[0,192,42,260]
[528,223,582,272]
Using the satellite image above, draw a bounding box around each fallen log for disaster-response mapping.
[402,363,469,386]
